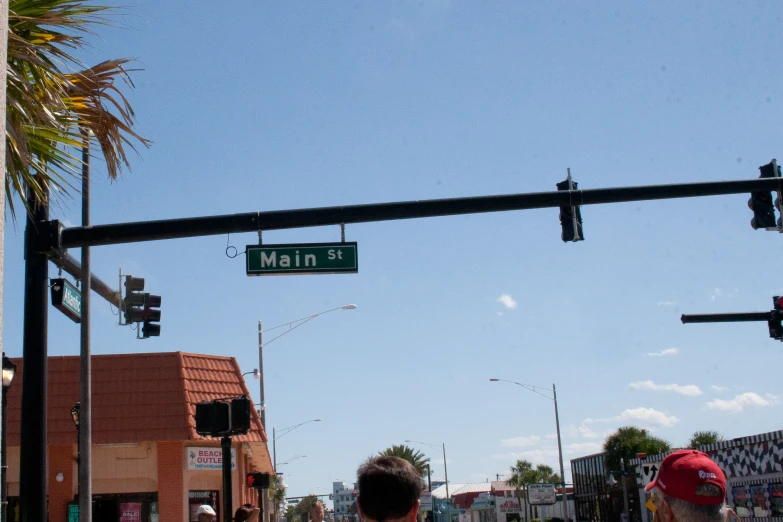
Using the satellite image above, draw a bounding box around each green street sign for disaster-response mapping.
[68,503,79,522]
[246,242,358,276]
[51,278,82,323]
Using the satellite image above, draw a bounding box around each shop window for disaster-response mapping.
[750,485,769,518]
[769,484,783,517]
[733,486,751,518]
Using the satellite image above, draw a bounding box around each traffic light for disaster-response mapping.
[141,293,162,338]
[769,296,783,341]
[195,400,231,436]
[230,396,252,435]
[556,179,584,242]
[123,276,145,323]
[247,472,270,489]
[749,160,780,230]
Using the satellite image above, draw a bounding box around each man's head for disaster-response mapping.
[234,504,261,522]
[357,456,422,522]
[645,450,727,522]
[197,504,217,522]
[311,501,325,522]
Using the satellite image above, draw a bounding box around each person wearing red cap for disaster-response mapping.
[645,450,731,522]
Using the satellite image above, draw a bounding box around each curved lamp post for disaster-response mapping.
[273,418,321,471]
[406,440,450,522]
[1,355,16,519]
[257,304,356,429]
[489,378,569,522]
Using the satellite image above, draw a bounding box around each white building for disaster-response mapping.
[333,481,358,520]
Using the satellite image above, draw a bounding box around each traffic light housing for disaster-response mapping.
[749,160,780,230]
[195,400,231,436]
[230,396,252,435]
[141,293,162,338]
[769,296,783,341]
[247,472,270,489]
[123,276,145,323]
[556,179,584,242]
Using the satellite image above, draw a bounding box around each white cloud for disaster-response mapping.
[615,407,679,428]
[501,435,541,447]
[566,442,603,455]
[646,348,679,357]
[710,385,729,393]
[629,380,703,397]
[706,392,779,414]
[498,294,517,309]
[492,448,559,464]
[656,301,677,307]
[711,288,723,302]
[566,423,600,439]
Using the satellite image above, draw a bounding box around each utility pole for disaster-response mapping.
[552,384,569,522]
[258,321,266,430]
[79,126,92,522]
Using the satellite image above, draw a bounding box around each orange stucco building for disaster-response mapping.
[4,352,274,522]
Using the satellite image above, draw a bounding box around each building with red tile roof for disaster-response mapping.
[5,352,274,522]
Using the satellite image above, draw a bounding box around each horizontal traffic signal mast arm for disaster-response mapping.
[59,177,783,249]
[49,251,122,307]
[681,312,772,323]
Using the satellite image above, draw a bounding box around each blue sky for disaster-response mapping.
[4,0,783,505]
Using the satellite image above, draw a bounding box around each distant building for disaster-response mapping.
[332,481,358,521]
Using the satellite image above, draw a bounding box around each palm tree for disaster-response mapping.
[603,426,672,471]
[6,0,150,215]
[508,459,539,522]
[378,444,431,478]
[687,431,724,449]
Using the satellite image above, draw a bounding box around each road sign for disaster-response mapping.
[68,504,78,522]
[641,463,659,486]
[246,242,358,276]
[528,483,556,505]
[51,278,82,323]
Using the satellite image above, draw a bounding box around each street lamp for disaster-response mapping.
[607,459,630,522]
[406,440,450,522]
[273,419,321,471]
[276,455,307,467]
[1,355,16,520]
[243,369,261,380]
[489,378,570,522]
[257,304,356,429]
[71,402,80,506]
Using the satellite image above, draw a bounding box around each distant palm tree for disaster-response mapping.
[508,459,538,522]
[687,431,724,449]
[378,444,431,478]
[603,426,672,471]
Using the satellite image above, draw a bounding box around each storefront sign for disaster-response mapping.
[498,500,522,513]
[120,502,142,522]
[420,491,432,510]
[528,484,556,505]
[187,447,237,470]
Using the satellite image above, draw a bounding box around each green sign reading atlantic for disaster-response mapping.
[246,242,358,276]
[51,278,82,323]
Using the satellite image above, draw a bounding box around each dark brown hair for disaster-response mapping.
[357,456,422,522]
[233,504,256,522]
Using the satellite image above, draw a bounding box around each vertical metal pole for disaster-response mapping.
[222,436,233,522]
[79,126,92,522]
[552,384,569,522]
[273,428,276,472]
[620,459,629,522]
[258,322,266,430]
[75,420,80,504]
[1,367,7,522]
[567,169,580,241]
[442,444,451,522]
[427,465,431,492]
[19,179,49,522]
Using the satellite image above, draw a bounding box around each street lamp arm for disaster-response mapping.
[260,305,356,349]
[276,419,321,440]
[489,378,554,400]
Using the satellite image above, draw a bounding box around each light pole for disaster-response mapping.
[70,403,80,507]
[257,304,356,430]
[489,378,569,522]
[406,440,450,522]
[607,459,630,522]
[1,355,16,522]
[273,419,321,472]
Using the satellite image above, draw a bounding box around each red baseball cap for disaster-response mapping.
[645,450,726,505]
